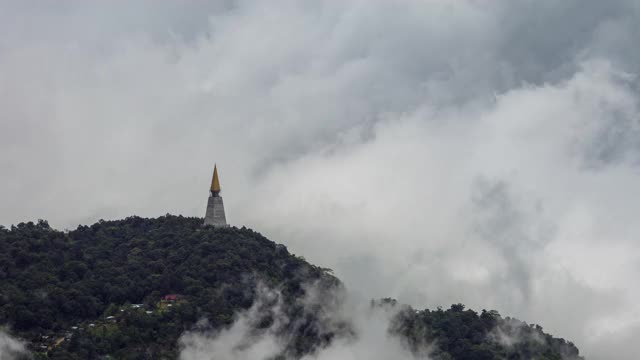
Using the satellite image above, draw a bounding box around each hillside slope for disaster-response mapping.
[0,216,582,359]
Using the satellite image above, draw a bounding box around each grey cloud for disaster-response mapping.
[2,1,640,358]
[470,178,550,308]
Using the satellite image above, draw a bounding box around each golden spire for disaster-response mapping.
[210,164,221,193]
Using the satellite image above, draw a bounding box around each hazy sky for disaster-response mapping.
[2,1,640,358]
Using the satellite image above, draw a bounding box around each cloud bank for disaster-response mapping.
[2,1,640,358]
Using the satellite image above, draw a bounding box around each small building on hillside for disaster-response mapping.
[162,294,182,302]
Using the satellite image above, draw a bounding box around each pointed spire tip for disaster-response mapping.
[210,164,221,193]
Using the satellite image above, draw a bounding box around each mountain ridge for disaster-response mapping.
[0,216,582,359]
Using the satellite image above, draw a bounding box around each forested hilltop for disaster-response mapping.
[0,216,582,359]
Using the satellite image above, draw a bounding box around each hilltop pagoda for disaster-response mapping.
[203,164,228,227]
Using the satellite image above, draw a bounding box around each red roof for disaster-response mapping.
[163,294,181,301]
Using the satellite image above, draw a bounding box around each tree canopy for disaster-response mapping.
[0,216,582,359]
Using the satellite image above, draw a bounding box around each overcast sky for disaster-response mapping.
[2,1,640,358]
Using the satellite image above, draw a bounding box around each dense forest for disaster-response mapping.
[0,216,582,359]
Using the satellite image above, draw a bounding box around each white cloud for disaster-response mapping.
[180,285,284,360]
[0,330,27,360]
[244,60,640,358]
[179,283,425,360]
